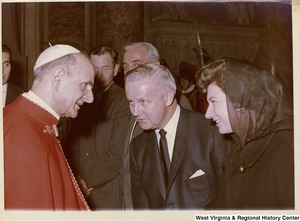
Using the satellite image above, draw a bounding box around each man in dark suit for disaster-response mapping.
[2,44,23,107]
[120,42,193,210]
[120,42,160,210]
[69,45,130,210]
[124,63,230,209]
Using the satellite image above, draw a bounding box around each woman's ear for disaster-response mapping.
[164,90,175,107]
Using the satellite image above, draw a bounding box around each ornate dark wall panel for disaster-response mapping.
[95,2,144,54]
[47,3,85,46]
[144,2,293,95]
[2,1,293,95]
[41,2,95,52]
[145,21,264,75]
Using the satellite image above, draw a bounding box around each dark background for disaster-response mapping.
[2,1,293,97]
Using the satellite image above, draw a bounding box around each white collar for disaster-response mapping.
[182,84,195,94]
[104,81,114,92]
[22,90,60,120]
[155,105,180,161]
[163,105,180,136]
[2,83,8,107]
[155,105,180,140]
[2,83,8,91]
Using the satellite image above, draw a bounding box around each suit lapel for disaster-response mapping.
[167,108,189,192]
[148,131,167,200]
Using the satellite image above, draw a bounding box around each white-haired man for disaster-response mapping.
[125,64,230,209]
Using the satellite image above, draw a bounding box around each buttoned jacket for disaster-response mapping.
[70,82,130,209]
[130,107,230,209]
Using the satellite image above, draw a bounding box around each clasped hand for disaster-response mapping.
[77,176,94,198]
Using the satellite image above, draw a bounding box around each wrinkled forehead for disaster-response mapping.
[90,53,114,63]
[124,47,148,61]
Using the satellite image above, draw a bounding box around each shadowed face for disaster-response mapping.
[90,53,119,89]
[180,78,193,91]
[122,46,151,75]
[2,52,11,85]
[205,82,232,134]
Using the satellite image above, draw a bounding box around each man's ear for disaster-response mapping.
[51,68,65,90]
[164,90,175,107]
[114,64,120,77]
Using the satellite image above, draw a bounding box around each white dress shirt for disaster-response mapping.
[2,83,8,107]
[155,105,180,162]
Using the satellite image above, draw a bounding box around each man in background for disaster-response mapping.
[179,61,208,113]
[69,45,130,210]
[2,44,23,107]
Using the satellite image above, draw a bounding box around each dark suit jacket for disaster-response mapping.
[5,83,23,106]
[70,82,130,209]
[130,107,230,209]
[120,116,143,209]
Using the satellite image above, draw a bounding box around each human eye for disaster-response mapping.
[140,99,150,106]
[4,61,11,67]
[79,83,86,91]
[80,82,88,92]
[128,100,135,109]
[93,67,99,74]
[208,97,217,105]
[81,82,93,92]
[134,62,142,68]
[102,66,111,72]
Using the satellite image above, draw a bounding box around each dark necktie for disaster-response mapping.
[159,129,170,183]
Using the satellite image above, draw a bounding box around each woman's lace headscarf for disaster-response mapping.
[196,57,293,145]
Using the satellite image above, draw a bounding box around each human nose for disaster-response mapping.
[130,103,141,117]
[94,67,103,77]
[94,67,99,74]
[123,66,129,75]
[205,103,213,119]
[83,86,94,103]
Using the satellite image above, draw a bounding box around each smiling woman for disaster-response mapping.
[205,82,232,134]
[196,57,294,209]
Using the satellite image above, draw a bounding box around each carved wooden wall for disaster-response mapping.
[41,2,95,53]
[145,21,265,75]
[94,2,143,54]
[143,2,292,96]
[3,1,292,94]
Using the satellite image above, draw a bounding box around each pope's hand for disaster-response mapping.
[78,176,93,198]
